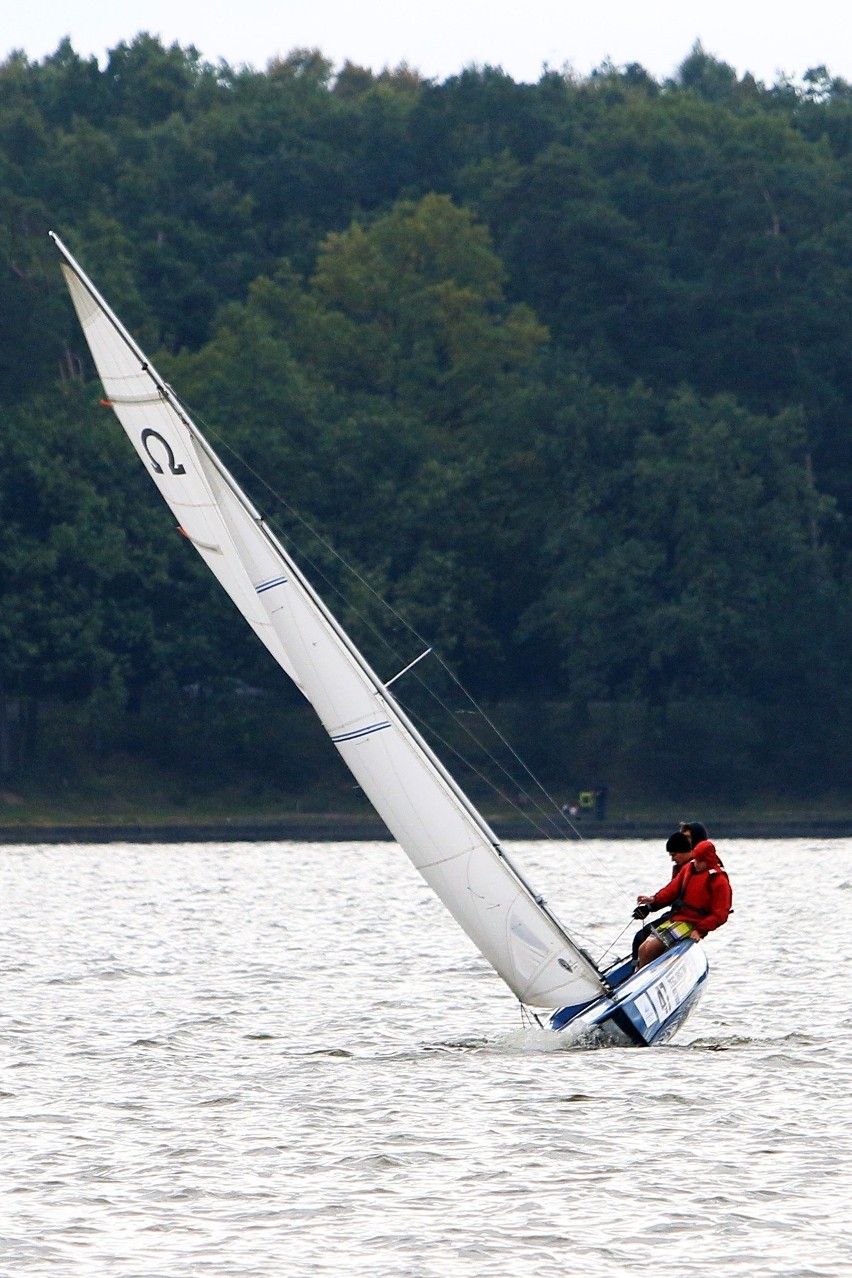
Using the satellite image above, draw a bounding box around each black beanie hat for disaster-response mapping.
[665,830,692,854]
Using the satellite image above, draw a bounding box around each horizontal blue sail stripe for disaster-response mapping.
[332,721,392,744]
[255,576,289,594]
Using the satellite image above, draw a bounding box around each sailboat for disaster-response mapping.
[51,232,709,1047]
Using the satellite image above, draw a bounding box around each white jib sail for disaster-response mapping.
[52,232,606,1011]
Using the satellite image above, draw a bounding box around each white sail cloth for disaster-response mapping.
[54,235,606,1011]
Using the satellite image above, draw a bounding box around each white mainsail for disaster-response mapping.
[52,232,606,1011]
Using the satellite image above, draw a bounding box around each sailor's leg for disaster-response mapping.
[637,935,666,967]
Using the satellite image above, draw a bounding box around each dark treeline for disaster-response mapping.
[3,35,852,812]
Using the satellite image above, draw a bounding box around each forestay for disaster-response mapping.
[53,232,606,1011]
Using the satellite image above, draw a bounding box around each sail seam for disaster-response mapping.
[256,576,290,594]
[332,722,392,743]
[107,393,164,405]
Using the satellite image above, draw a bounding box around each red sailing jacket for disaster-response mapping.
[649,841,732,937]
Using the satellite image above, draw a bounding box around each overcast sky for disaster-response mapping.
[4,0,851,87]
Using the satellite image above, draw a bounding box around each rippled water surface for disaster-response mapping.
[2,836,851,1276]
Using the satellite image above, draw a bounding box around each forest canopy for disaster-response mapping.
[3,35,852,810]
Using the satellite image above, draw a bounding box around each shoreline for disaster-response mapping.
[2,814,850,844]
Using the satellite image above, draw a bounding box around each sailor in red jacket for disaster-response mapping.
[635,840,732,968]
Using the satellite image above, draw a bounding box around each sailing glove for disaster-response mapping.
[632,904,651,920]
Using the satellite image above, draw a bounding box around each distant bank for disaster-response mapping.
[2,814,850,844]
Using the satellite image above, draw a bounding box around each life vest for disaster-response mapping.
[652,841,732,933]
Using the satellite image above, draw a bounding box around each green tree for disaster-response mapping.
[522,387,838,711]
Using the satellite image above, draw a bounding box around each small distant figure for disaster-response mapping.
[561,801,581,820]
[595,785,609,821]
[578,790,595,816]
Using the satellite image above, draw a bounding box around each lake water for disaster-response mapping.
[1,836,851,1276]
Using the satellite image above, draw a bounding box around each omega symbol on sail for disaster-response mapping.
[141,428,186,476]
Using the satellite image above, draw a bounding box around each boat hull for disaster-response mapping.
[550,940,709,1046]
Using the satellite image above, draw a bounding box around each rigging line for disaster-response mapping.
[175,397,424,653]
[189,408,588,852]
[169,390,384,578]
[385,647,433,688]
[412,658,630,885]
[399,660,562,814]
[388,645,631,896]
[378,651,633,906]
[520,1002,544,1029]
[398,660,631,897]
[398,701,568,843]
[396,671,580,843]
[377,625,586,836]
[424,683,629,896]
[595,918,635,966]
[166,392,624,885]
[396,668,586,849]
[171,397,569,822]
[349,624,577,840]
